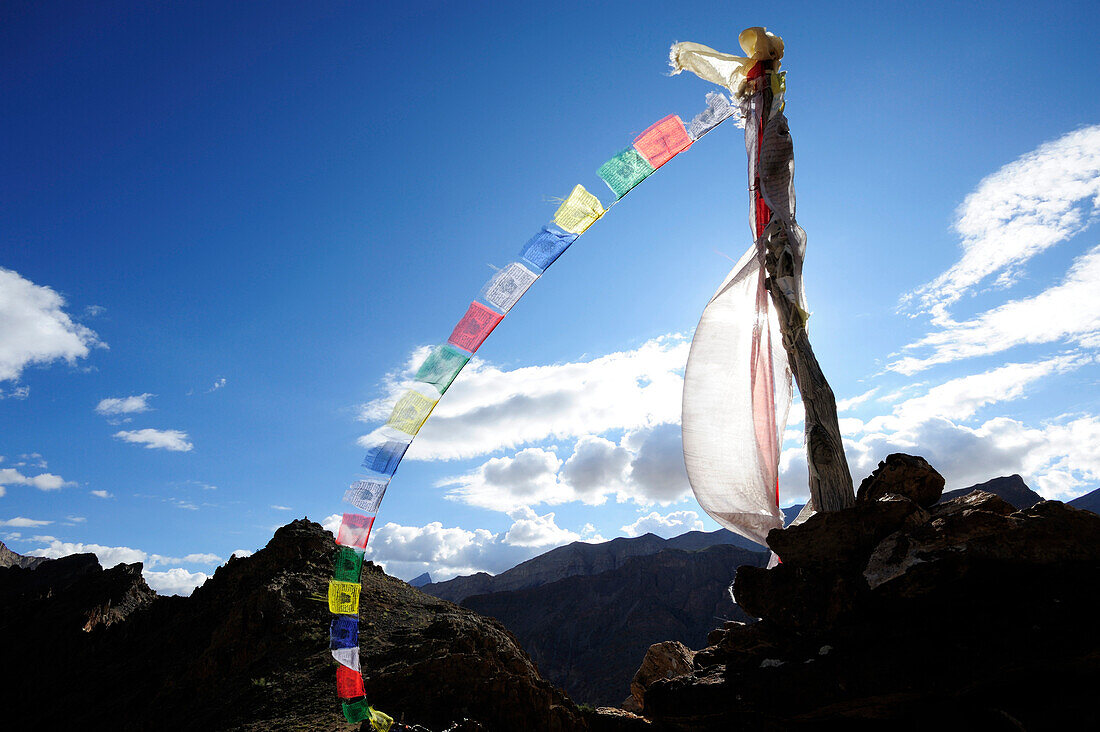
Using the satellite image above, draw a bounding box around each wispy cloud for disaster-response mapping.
[0,267,104,383]
[114,428,193,452]
[0,517,53,528]
[207,377,227,392]
[892,248,1100,374]
[90,489,113,499]
[95,393,154,418]
[903,125,1100,320]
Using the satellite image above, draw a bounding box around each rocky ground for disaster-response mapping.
[617,455,1100,731]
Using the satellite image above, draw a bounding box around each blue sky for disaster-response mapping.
[3,1,1100,594]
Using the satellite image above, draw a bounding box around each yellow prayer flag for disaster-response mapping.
[328,580,361,615]
[553,185,605,234]
[386,388,438,436]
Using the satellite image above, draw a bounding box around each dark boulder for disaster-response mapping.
[856,453,945,507]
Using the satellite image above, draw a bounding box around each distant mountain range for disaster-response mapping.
[420,528,768,604]
[939,474,1043,508]
[1069,486,1100,514]
[463,543,768,705]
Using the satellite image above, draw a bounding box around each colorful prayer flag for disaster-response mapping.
[332,546,365,583]
[344,478,388,513]
[386,388,438,436]
[448,301,504,353]
[598,147,655,199]
[328,579,361,615]
[335,664,366,699]
[336,512,374,550]
[553,184,605,234]
[633,115,693,168]
[519,227,577,271]
[480,262,538,313]
[415,344,470,394]
[330,615,359,650]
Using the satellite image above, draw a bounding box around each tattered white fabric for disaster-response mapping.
[669,27,784,96]
[682,245,793,546]
[688,92,740,139]
[332,646,361,672]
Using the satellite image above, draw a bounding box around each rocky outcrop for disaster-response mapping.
[422,529,764,604]
[856,453,944,507]
[642,469,1100,730]
[939,474,1043,509]
[0,539,48,569]
[0,519,581,731]
[626,641,695,713]
[463,544,768,706]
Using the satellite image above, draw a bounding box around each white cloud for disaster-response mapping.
[208,377,227,392]
[322,511,587,582]
[502,507,582,547]
[0,267,104,382]
[143,568,209,596]
[893,247,1100,374]
[442,447,565,511]
[114,428,193,452]
[28,539,147,566]
[442,424,694,513]
[270,505,293,511]
[147,552,222,567]
[64,515,86,524]
[0,467,72,492]
[231,549,253,559]
[95,393,154,417]
[90,489,113,499]
[838,414,1100,503]
[0,517,52,527]
[621,510,704,538]
[904,125,1100,319]
[25,538,218,595]
[361,335,689,460]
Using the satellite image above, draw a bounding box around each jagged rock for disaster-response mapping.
[627,641,695,712]
[642,464,1100,731]
[0,540,48,569]
[582,706,651,731]
[766,493,928,569]
[856,453,945,507]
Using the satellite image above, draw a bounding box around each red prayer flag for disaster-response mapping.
[336,665,366,699]
[336,513,374,550]
[448,301,504,353]
[633,115,693,169]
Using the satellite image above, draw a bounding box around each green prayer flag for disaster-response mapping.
[332,546,364,583]
[598,147,655,199]
[415,344,470,394]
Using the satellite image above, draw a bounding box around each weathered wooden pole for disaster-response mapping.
[747,58,855,513]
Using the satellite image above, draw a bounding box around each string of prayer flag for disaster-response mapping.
[325,87,744,725]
